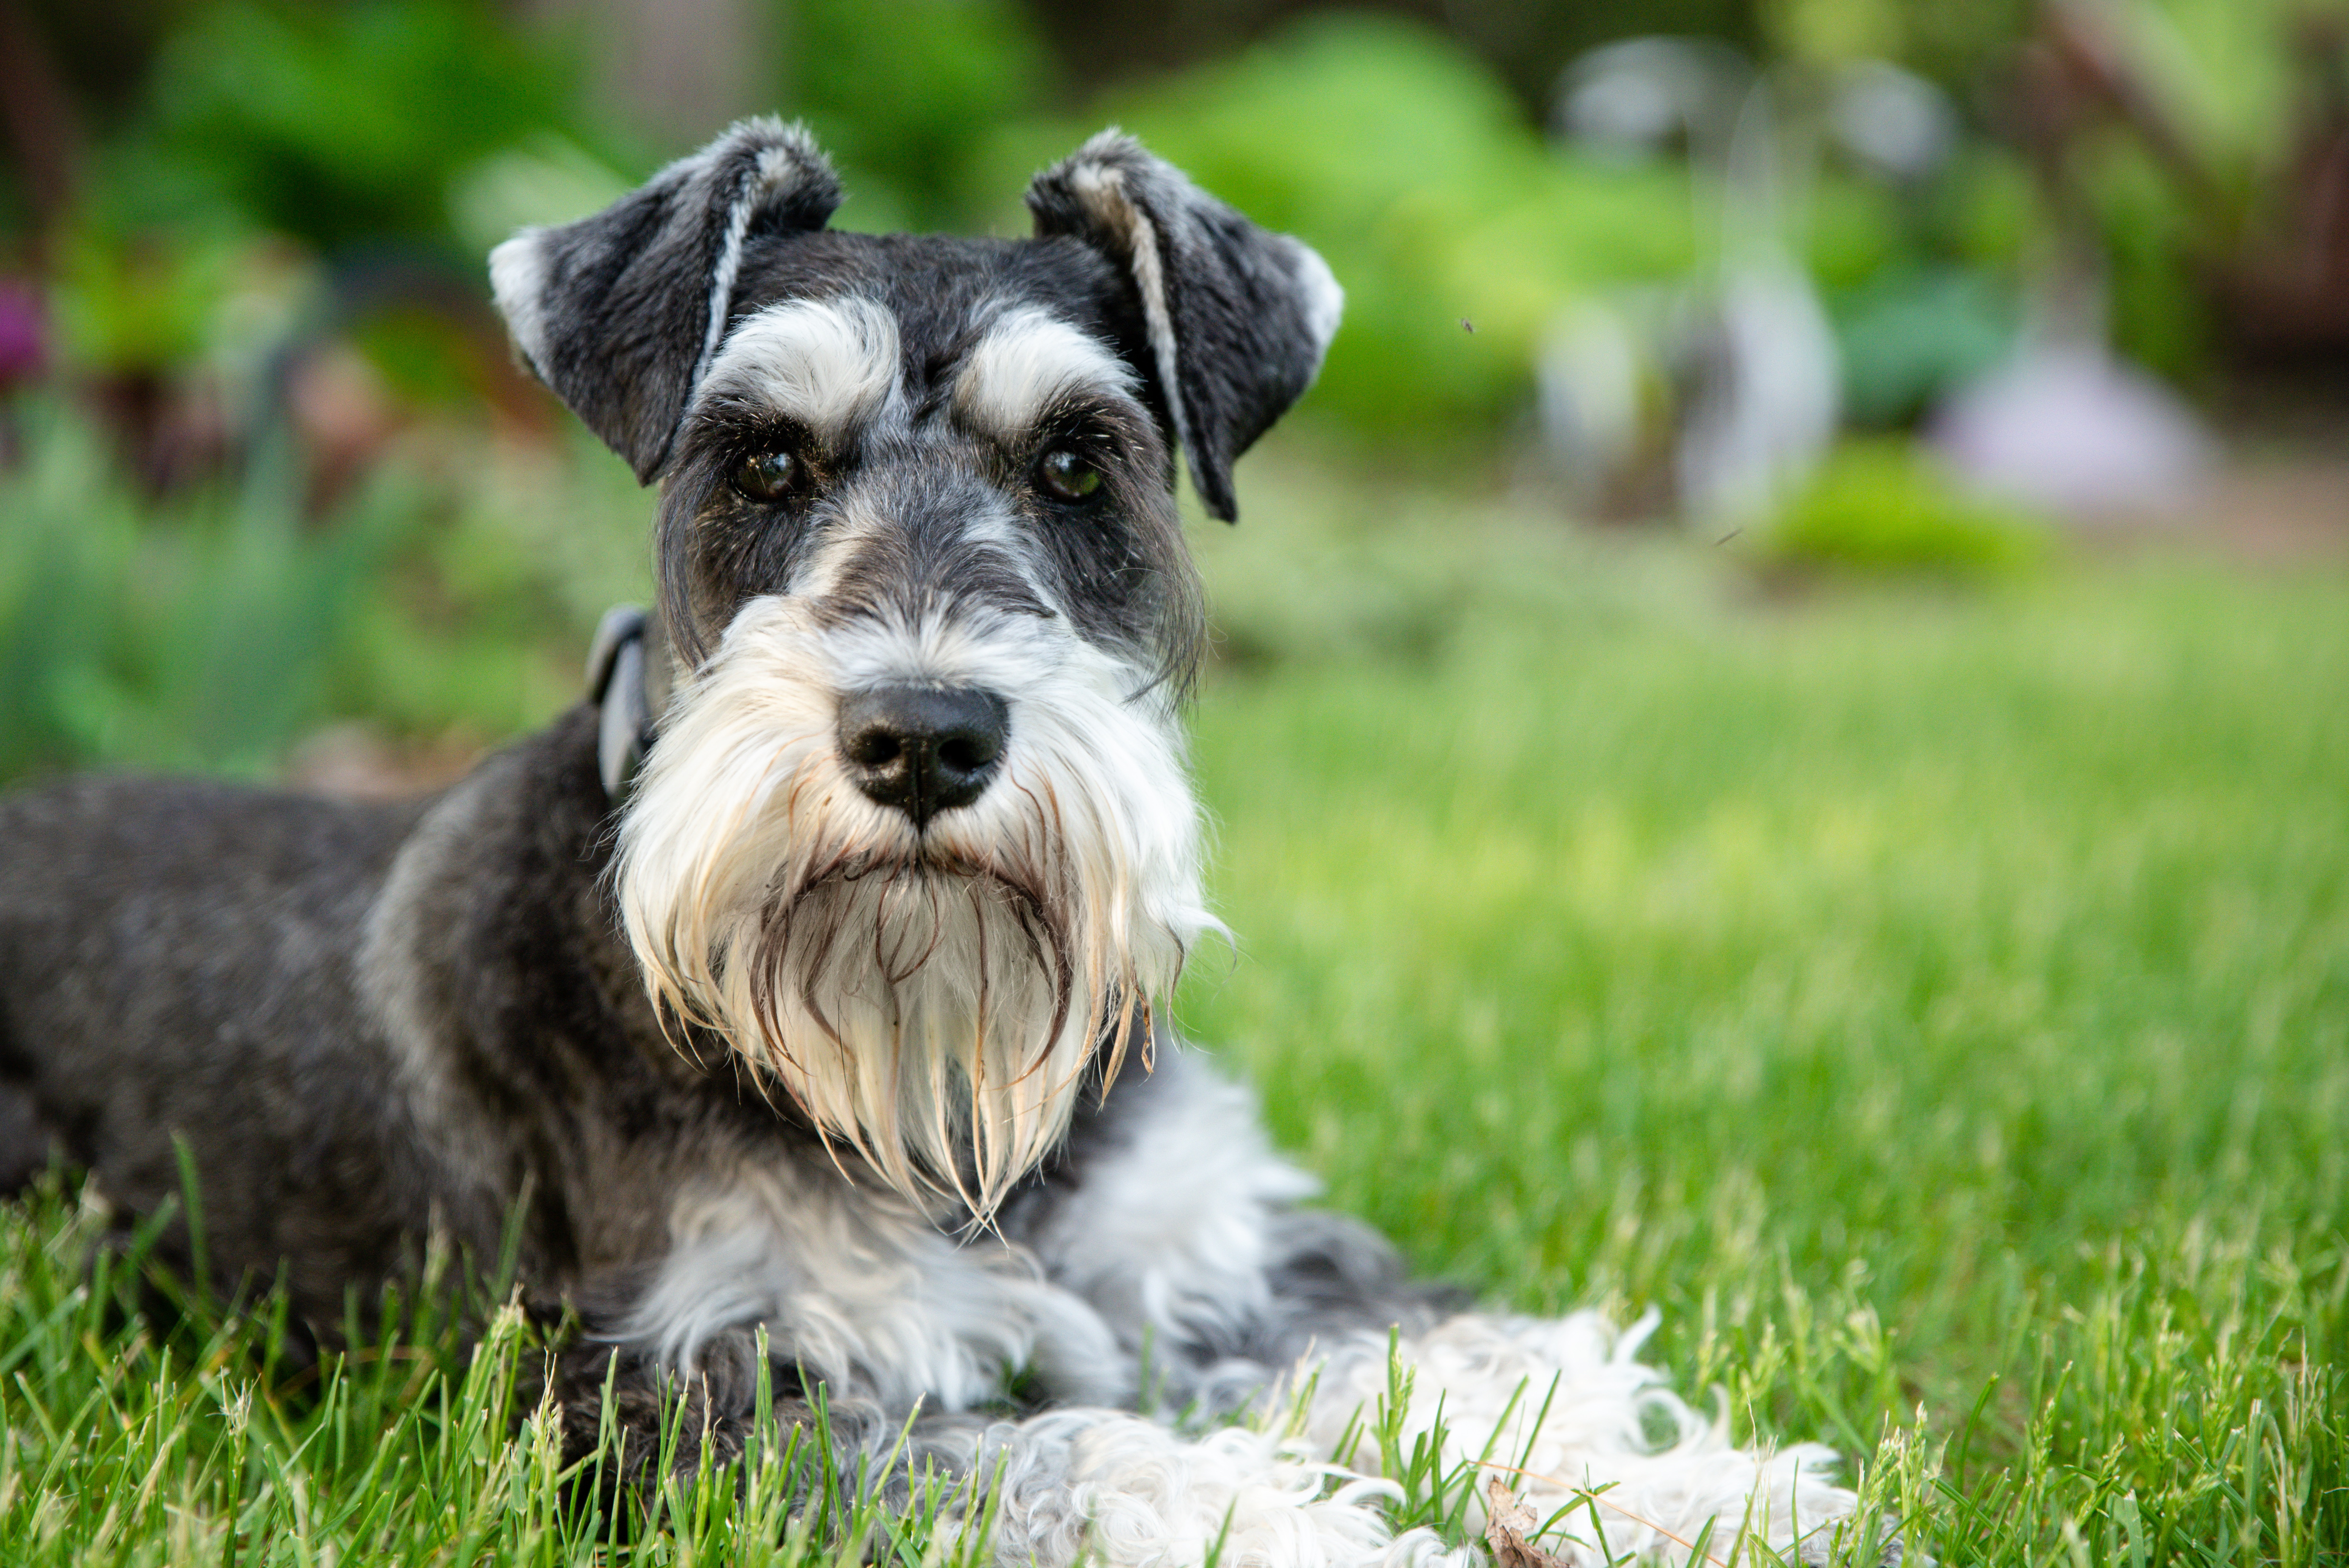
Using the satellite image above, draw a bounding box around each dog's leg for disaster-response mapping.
[552,1324,1471,1568]
[971,1405,1477,1568]
[1023,1055,1869,1565]
[1287,1314,1865,1567]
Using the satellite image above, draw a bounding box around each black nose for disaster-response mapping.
[836,684,1011,828]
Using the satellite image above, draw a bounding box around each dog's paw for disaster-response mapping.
[1294,1311,1869,1566]
[984,1409,1475,1568]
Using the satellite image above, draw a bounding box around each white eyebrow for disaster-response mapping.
[954,306,1139,441]
[692,296,901,439]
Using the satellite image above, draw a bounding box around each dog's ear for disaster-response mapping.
[490,118,842,482]
[1026,132,1342,523]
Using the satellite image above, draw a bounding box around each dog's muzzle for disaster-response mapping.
[836,685,1009,830]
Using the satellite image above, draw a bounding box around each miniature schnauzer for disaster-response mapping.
[0,122,1867,1565]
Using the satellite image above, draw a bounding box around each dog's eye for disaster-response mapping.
[733,450,797,503]
[1035,447,1102,502]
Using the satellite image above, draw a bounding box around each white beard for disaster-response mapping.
[614,592,1214,1214]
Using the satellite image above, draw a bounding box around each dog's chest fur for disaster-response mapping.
[609,1027,1325,1416]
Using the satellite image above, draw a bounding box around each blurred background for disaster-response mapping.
[0,0,2342,784]
[9,13,2347,1551]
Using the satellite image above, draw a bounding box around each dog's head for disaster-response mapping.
[490,120,1338,1211]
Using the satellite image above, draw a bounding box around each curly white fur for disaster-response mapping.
[966,1308,1860,1568]
[1289,1314,1854,1566]
[985,1412,1474,1568]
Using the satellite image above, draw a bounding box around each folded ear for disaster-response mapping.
[490,118,842,482]
[1026,132,1342,522]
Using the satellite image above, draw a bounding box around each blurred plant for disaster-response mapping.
[0,391,649,784]
[1762,0,2037,97]
[446,132,633,260]
[122,0,581,254]
[324,422,653,744]
[1831,262,2019,425]
[1756,436,2050,577]
[2011,0,2349,375]
[787,0,1049,231]
[0,400,400,780]
[5,0,628,502]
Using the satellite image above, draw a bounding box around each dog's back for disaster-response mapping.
[0,769,460,1293]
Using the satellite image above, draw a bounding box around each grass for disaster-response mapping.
[1182,463,2349,1563]
[0,451,2343,1563]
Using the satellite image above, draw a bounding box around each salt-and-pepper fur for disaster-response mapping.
[0,121,1868,1565]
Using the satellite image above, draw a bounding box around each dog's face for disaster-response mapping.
[490,122,1339,1211]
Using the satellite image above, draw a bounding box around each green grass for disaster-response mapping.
[0,458,2343,1563]
[1181,475,2349,1562]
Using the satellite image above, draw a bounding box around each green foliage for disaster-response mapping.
[320,426,652,743]
[2078,136,2212,384]
[0,404,397,779]
[1830,265,2018,427]
[0,401,649,785]
[43,221,253,378]
[1763,0,2037,84]
[132,0,578,251]
[1761,438,2049,577]
[787,0,1049,232]
[2121,0,2331,203]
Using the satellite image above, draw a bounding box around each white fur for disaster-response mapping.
[620,1053,1863,1565]
[1286,239,1345,377]
[985,1409,1475,1568]
[486,230,553,377]
[973,1326,1857,1568]
[1066,159,1193,477]
[693,295,904,439]
[619,1160,1129,1408]
[1284,1315,1855,1566]
[956,305,1142,441]
[1027,1059,1318,1398]
[619,1056,1292,1398]
[614,588,1211,1214]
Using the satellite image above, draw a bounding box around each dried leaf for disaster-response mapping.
[1485,1476,1567,1568]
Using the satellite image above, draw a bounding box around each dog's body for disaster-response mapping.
[0,123,1867,1566]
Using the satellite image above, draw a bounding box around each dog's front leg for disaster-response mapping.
[553,1325,1467,1568]
[969,1405,1477,1568]
[1024,1054,1870,1565]
[1287,1314,1868,1567]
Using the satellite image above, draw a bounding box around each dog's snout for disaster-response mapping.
[836,685,1010,828]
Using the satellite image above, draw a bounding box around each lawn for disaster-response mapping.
[0,458,2342,1564]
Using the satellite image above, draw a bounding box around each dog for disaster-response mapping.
[0,122,1870,1566]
